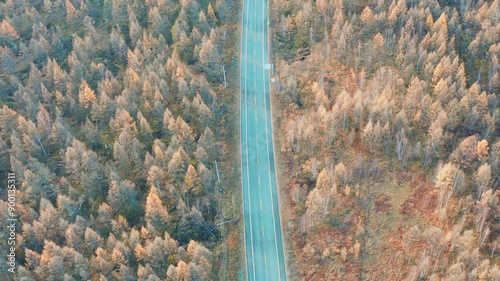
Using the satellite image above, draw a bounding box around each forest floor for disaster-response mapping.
[270,75,301,281]
[213,0,246,280]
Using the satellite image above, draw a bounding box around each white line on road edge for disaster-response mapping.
[261,0,283,278]
[241,0,256,279]
[238,4,247,281]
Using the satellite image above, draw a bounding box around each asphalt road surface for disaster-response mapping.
[240,0,287,279]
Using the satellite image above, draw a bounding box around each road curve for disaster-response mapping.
[240,0,287,280]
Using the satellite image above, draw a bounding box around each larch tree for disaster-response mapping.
[163,107,174,136]
[192,93,212,127]
[198,10,210,35]
[304,186,330,229]
[168,148,188,184]
[0,19,19,45]
[128,4,142,47]
[137,110,153,144]
[173,116,194,148]
[186,240,212,281]
[194,144,209,166]
[475,163,491,201]
[172,8,189,43]
[145,186,169,235]
[32,199,68,246]
[64,138,105,199]
[316,167,334,192]
[207,3,217,26]
[143,235,178,278]
[91,247,113,278]
[148,6,171,40]
[110,108,137,133]
[176,205,205,244]
[197,163,213,194]
[96,203,112,237]
[476,139,489,162]
[184,164,202,199]
[113,128,144,180]
[428,110,447,153]
[147,165,167,193]
[22,161,59,208]
[151,139,168,166]
[107,178,140,220]
[137,264,161,281]
[435,162,465,220]
[85,227,104,254]
[450,135,479,168]
[362,118,374,150]
[198,33,220,79]
[83,116,101,147]
[334,162,349,186]
[167,260,189,281]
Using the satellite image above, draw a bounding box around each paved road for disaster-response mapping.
[240,0,287,280]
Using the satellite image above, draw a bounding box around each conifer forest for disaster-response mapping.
[0,0,499,280]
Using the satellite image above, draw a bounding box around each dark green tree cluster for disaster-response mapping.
[0,0,232,279]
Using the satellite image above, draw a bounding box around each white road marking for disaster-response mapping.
[241,1,256,280]
[240,0,286,280]
[261,0,284,279]
[262,224,265,236]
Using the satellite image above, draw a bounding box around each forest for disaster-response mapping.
[270,0,499,279]
[0,0,242,280]
[1,0,499,280]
